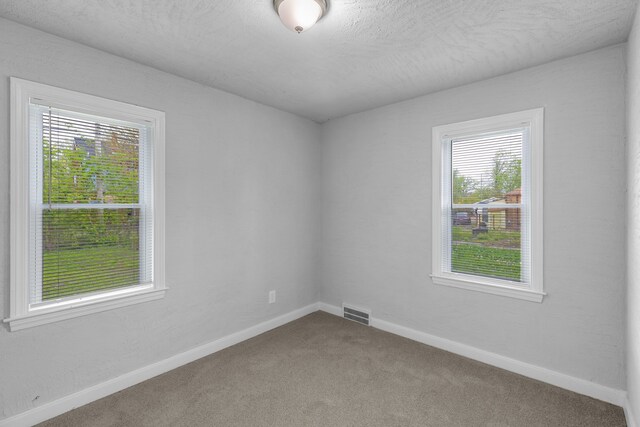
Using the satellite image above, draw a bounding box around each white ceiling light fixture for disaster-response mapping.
[274,0,327,34]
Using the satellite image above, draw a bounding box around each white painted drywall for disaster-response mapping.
[628,4,640,423]
[320,45,627,390]
[0,18,321,420]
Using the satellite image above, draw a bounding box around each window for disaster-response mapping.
[6,78,165,330]
[431,109,544,302]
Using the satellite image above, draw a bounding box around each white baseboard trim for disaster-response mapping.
[317,301,342,317]
[626,397,638,427]
[0,303,319,427]
[318,302,627,407]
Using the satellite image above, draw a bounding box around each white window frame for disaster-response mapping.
[5,78,166,331]
[431,108,544,303]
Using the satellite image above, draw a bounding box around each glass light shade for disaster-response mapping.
[275,0,326,33]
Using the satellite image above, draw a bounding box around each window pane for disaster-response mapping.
[42,110,140,204]
[450,207,521,282]
[41,208,140,301]
[451,131,522,204]
[450,129,524,282]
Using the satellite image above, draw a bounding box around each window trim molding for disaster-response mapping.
[431,108,544,303]
[5,77,166,331]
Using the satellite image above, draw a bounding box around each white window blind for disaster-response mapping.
[443,128,530,283]
[29,105,154,305]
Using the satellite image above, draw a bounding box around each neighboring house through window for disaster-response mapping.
[431,109,544,302]
[6,78,166,330]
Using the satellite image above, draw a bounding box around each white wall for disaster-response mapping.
[0,18,321,420]
[628,4,640,424]
[320,45,627,390]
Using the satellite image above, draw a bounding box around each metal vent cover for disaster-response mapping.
[342,304,371,326]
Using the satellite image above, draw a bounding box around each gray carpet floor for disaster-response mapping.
[39,311,626,427]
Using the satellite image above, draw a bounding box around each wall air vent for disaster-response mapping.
[342,304,371,326]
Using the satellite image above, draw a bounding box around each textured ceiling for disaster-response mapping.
[0,0,637,122]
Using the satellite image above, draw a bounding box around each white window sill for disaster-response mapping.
[431,274,545,303]
[3,286,166,331]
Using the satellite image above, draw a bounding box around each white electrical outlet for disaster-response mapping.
[268,290,276,304]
